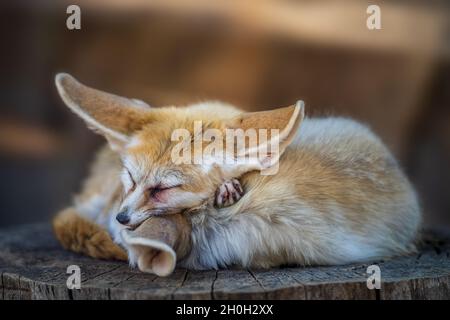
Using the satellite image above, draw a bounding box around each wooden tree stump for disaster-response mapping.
[0,223,449,299]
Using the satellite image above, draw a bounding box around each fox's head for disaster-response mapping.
[55,73,304,228]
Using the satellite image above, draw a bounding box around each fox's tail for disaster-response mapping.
[52,207,127,261]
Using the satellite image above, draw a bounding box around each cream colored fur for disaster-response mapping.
[181,117,421,269]
[54,73,421,272]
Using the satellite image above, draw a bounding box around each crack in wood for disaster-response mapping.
[81,265,122,283]
[111,274,137,288]
[247,268,267,298]
[169,269,189,299]
[211,270,218,300]
[180,270,189,287]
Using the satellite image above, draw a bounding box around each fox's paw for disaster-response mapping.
[215,179,244,208]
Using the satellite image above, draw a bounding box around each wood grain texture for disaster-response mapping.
[0,224,449,300]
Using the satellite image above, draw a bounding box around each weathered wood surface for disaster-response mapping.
[0,223,449,300]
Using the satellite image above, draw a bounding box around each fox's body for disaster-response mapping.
[53,74,421,273]
[181,116,420,269]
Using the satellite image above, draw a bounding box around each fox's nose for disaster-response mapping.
[116,211,130,225]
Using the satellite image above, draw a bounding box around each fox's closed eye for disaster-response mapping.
[149,185,181,197]
[148,185,181,196]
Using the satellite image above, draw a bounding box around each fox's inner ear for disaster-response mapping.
[55,73,151,151]
[225,101,305,175]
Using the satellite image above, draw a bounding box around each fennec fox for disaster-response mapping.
[53,73,421,273]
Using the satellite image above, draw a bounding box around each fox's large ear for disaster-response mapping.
[55,73,151,151]
[224,101,304,176]
[121,215,191,277]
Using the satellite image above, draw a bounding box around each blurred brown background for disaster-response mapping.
[0,0,449,228]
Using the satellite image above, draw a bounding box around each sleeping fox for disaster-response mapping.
[53,73,421,274]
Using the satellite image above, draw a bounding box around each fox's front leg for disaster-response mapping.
[215,179,244,208]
